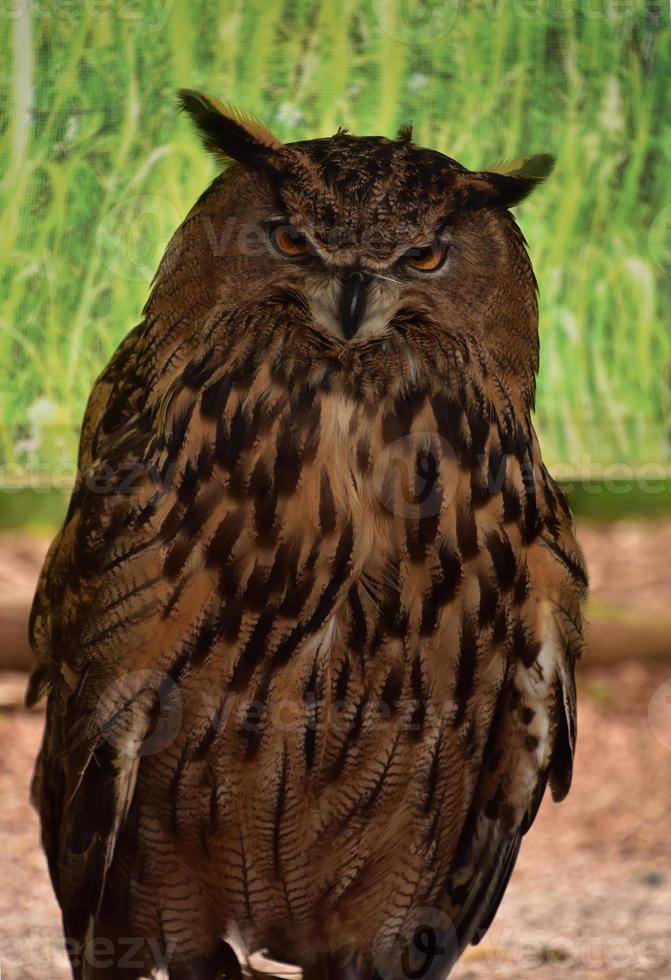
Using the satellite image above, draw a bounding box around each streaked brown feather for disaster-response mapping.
[29,117,586,980]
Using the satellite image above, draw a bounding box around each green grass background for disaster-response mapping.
[1,0,670,490]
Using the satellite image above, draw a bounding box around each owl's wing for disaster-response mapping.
[443,462,587,962]
[28,317,167,945]
[28,305,356,949]
[451,622,580,960]
[27,320,147,704]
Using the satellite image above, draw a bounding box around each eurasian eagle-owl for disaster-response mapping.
[28,91,587,980]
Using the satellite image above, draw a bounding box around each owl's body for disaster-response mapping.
[29,95,587,980]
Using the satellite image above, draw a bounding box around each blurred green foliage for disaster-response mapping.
[0,0,669,486]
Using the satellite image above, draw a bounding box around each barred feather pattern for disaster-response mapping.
[29,124,587,979]
[30,289,586,976]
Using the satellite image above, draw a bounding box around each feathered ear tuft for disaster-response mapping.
[485,154,555,181]
[178,89,286,172]
[396,123,413,143]
[459,153,555,210]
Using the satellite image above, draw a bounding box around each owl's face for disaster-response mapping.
[173,92,552,381]
[245,135,492,343]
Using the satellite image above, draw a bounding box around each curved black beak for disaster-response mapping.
[340,270,370,340]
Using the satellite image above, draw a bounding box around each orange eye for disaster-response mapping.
[402,241,448,272]
[270,225,310,258]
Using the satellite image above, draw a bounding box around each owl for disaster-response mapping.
[28,91,587,980]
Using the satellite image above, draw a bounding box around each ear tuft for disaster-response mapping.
[177,89,285,171]
[460,153,555,210]
[396,123,413,143]
[485,153,554,181]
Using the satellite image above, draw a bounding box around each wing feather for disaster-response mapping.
[28,301,361,955]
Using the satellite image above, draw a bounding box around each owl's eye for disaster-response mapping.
[270,224,310,258]
[402,241,448,272]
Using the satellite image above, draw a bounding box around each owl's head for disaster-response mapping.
[172,91,553,387]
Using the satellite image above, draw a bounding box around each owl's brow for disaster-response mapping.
[265,214,319,241]
[435,215,456,237]
[265,213,292,226]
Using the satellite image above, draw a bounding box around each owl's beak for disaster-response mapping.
[340,270,370,340]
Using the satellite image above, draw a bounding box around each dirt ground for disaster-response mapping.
[1,521,670,979]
